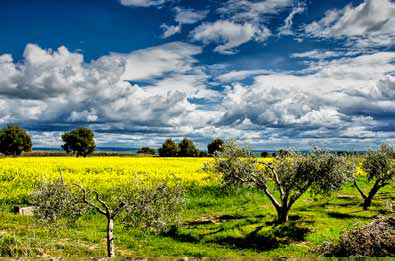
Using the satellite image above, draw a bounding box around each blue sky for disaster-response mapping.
[0,0,394,150]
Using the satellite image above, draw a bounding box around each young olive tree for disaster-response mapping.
[354,144,395,210]
[203,141,355,224]
[31,171,184,257]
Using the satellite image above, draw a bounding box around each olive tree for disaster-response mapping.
[354,144,395,210]
[203,141,355,224]
[31,171,184,257]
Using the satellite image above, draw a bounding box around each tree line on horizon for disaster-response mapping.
[0,124,385,158]
[0,125,226,157]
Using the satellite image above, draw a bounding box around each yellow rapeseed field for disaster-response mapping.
[0,156,363,205]
[0,157,214,204]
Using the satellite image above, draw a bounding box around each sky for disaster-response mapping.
[0,0,395,151]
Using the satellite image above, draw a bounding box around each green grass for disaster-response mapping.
[0,177,394,257]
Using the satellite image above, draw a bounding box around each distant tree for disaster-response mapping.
[0,125,32,156]
[261,151,269,157]
[354,144,395,210]
[203,141,355,224]
[61,128,96,157]
[207,139,224,155]
[198,150,208,157]
[137,147,156,155]
[158,139,180,157]
[178,138,200,157]
[32,171,184,257]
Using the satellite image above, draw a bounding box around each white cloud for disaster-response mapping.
[121,42,202,81]
[218,0,295,24]
[160,24,182,38]
[217,52,395,140]
[218,69,273,82]
[119,0,170,7]
[174,7,208,24]
[305,0,395,48]
[290,49,366,60]
[278,6,305,36]
[0,43,218,130]
[2,43,395,150]
[191,20,271,54]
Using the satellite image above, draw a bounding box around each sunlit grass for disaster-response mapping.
[0,156,394,257]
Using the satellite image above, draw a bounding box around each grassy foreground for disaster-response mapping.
[0,157,394,257]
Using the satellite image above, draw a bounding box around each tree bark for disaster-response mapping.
[107,217,115,257]
[361,179,382,210]
[276,206,289,224]
[363,197,372,210]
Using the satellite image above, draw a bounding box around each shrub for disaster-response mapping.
[137,147,156,155]
[320,216,395,257]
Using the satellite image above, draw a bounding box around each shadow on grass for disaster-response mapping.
[164,220,310,251]
[185,214,247,225]
[327,212,371,220]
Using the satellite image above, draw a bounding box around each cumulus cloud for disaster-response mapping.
[304,0,395,48]
[119,0,171,7]
[160,24,182,38]
[0,43,219,131]
[121,42,202,81]
[191,20,271,54]
[174,7,208,24]
[216,52,395,141]
[192,0,302,54]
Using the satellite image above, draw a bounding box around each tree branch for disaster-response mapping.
[262,186,282,211]
[288,180,313,209]
[71,184,107,215]
[354,181,367,200]
[259,162,284,198]
[91,190,110,214]
[111,202,126,219]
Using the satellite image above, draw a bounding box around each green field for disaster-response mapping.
[0,157,394,257]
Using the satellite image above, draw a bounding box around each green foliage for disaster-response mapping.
[272,149,355,196]
[203,140,258,189]
[178,138,200,157]
[362,144,395,182]
[120,178,185,234]
[158,139,180,157]
[0,125,32,156]
[355,144,395,210]
[31,176,184,234]
[203,141,355,223]
[207,139,224,155]
[61,128,96,157]
[30,178,87,225]
[137,147,156,155]
[261,151,269,157]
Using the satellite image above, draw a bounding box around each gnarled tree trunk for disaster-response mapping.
[107,217,115,257]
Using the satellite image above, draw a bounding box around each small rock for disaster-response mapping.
[13,206,35,215]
